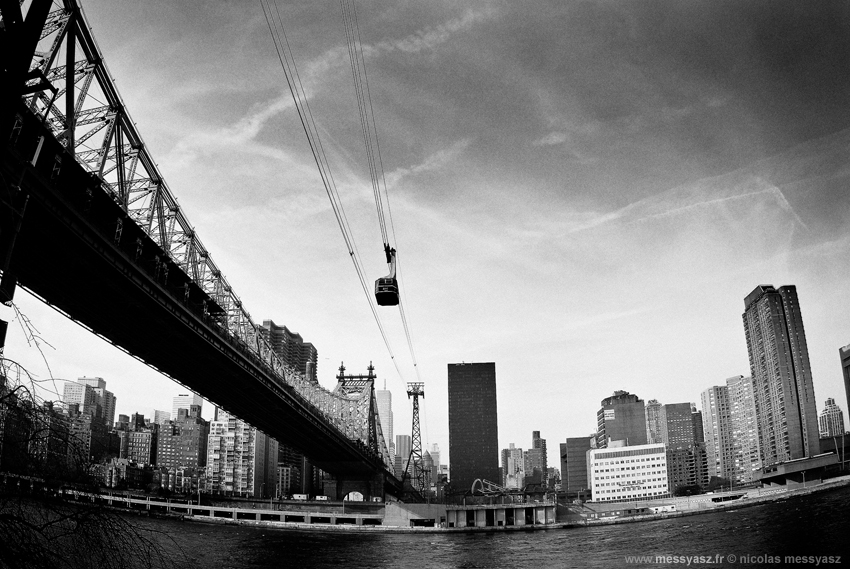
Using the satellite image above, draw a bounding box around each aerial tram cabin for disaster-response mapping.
[375,245,399,306]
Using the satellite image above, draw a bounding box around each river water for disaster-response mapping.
[139,485,850,568]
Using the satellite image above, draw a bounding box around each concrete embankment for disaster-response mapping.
[104,475,850,534]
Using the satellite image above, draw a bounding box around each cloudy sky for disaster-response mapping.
[8,0,850,470]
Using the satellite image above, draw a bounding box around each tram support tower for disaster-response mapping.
[406,382,426,492]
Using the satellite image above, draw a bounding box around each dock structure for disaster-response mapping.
[445,501,557,528]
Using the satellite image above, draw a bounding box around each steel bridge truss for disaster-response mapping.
[5,0,391,469]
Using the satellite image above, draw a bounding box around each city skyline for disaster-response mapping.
[5,1,850,470]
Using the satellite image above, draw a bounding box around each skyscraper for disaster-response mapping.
[645,399,664,444]
[819,398,845,437]
[206,409,278,498]
[529,431,548,485]
[727,375,761,484]
[701,385,735,480]
[560,436,593,495]
[376,389,393,456]
[841,344,850,424]
[743,285,819,465]
[660,403,695,449]
[76,377,116,427]
[395,434,411,478]
[259,320,318,383]
[172,393,203,421]
[157,406,209,471]
[596,391,647,448]
[501,443,525,488]
[447,362,500,493]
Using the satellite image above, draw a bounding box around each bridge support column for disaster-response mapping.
[323,472,385,502]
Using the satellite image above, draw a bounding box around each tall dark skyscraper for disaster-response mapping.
[743,285,819,466]
[841,344,850,422]
[447,362,500,493]
[560,436,593,495]
[596,390,647,448]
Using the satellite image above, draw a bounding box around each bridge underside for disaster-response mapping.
[1,104,401,496]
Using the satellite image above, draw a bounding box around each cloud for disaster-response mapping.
[384,138,471,188]
[371,9,495,55]
[625,184,807,230]
[304,8,495,85]
[532,132,568,147]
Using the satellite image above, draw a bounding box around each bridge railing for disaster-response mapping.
[14,1,391,471]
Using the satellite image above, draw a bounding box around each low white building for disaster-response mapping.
[587,442,669,502]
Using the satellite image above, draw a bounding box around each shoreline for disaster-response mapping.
[156,475,850,534]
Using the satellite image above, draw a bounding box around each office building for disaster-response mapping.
[596,391,647,448]
[819,398,845,437]
[560,436,593,496]
[376,389,393,456]
[501,443,524,488]
[524,448,546,486]
[151,410,171,425]
[157,406,209,470]
[655,402,709,492]
[701,385,735,480]
[666,445,709,493]
[645,400,664,444]
[691,406,705,444]
[727,375,762,484]
[588,443,669,502]
[395,434,411,478]
[76,377,117,427]
[172,394,203,421]
[63,377,116,426]
[259,320,318,383]
[206,409,278,498]
[532,431,548,476]
[660,403,696,449]
[447,362,500,493]
[743,285,819,465]
[430,443,441,484]
[123,428,157,465]
[841,345,850,421]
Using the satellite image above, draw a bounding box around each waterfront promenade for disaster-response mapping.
[72,473,850,533]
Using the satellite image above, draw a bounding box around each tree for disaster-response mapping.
[0,359,180,569]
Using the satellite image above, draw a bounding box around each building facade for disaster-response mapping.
[727,375,762,484]
[819,398,845,437]
[501,443,525,489]
[157,406,209,470]
[743,285,820,466]
[645,400,664,444]
[172,393,203,422]
[63,377,116,426]
[259,320,318,383]
[841,345,850,423]
[376,389,393,456]
[701,385,735,481]
[447,362,500,493]
[560,436,593,496]
[588,443,669,502]
[75,377,116,427]
[530,431,548,485]
[206,410,278,497]
[596,391,648,448]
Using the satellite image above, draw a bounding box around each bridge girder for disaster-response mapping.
[0,0,396,488]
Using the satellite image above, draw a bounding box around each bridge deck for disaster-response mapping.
[2,104,397,486]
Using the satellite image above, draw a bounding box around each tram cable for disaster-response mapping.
[261,0,404,381]
[338,0,424,384]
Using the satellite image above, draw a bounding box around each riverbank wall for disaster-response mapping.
[100,474,850,534]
